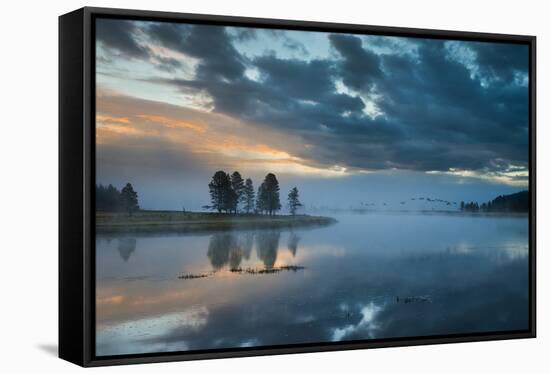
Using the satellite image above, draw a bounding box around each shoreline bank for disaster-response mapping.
[96,210,337,233]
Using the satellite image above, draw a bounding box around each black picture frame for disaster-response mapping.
[59,6,537,367]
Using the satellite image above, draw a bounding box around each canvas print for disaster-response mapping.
[94,18,530,356]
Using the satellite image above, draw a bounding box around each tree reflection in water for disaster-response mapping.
[117,237,136,262]
[207,233,236,270]
[207,230,295,270]
[256,231,281,269]
[287,232,300,257]
[240,232,254,260]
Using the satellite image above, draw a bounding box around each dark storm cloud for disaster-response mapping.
[254,57,336,101]
[232,28,257,41]
[153,55,184,73]
[137,23,407,170]
[97,20,529,176]
[470,42,529,82]
[96,19,186,72]
[331,37,529,172]
[329,34,384,91]
[148,23,246,80]
[282,37,309,55]
[96,19,150,59]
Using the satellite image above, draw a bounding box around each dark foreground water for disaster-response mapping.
[96,213,529,356]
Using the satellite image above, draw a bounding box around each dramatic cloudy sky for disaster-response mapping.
[95,18,529,210]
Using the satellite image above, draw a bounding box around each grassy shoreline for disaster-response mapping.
[96,210,337,233]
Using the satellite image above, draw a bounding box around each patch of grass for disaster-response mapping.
[96,210,337,233]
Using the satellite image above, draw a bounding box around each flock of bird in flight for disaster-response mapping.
[360,197,457,207]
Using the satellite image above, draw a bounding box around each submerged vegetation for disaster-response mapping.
[240,265,305,274]
[396,295,432,304]
[178,265,306,280]
[178,273,209,280]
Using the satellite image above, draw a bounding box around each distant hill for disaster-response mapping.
[485,190,529,213]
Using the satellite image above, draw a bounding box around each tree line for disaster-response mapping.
[96,183,140,214]
[207,171,302,215]
[460,190,528,213]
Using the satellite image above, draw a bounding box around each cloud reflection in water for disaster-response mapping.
[96,214,529,355]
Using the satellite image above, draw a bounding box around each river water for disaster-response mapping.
[95,212,529,356]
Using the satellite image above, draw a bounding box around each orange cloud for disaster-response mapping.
[95,94,354,178]
[96,124,147,145]
[96,115,130,125]
[136,114,207,133]
[97,295,126,305]
[214,137,293,160]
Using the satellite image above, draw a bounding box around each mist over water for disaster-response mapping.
[96,213,529,356]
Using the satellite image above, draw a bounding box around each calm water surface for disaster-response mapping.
[96,213,529,356]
